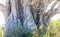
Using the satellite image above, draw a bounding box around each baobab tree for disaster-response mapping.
[0,0,60,37]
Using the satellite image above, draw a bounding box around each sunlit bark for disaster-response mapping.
[0,0,59,37]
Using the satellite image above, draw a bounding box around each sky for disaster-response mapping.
[0,0,6,27]
[0,0,6,6]
[51,13,60,20]
[0,10,5,27]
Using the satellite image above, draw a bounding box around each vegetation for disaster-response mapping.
[6,25,23,37]
[0,20,60,37]
[43,20,60,37]
[0,27,5,37]
[0,0,59,37]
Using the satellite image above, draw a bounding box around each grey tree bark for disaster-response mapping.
[2,0,60,37]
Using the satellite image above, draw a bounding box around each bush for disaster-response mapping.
[1,20,60,37]
[43,20,60,37]
[0,27,5,37]
[6,25,23,37]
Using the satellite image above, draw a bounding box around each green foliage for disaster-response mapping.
[23,26,39,37]
[43,20,60,37]
[7,25,23,37]
[38,24,48,37]
[34,20,60,37]
[32,26,39,37]
[0,27,5,37]
[1,20,60,37]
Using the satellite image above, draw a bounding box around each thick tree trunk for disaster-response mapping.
[3,0,60,37]
[4,0,23,37]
